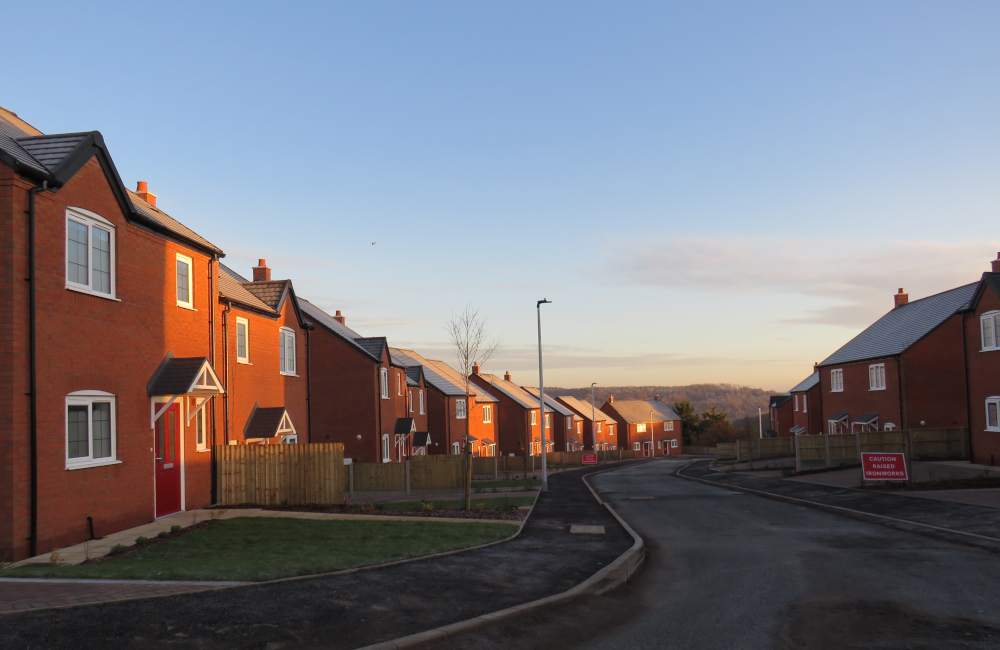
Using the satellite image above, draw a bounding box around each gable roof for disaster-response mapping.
[404,365,423,387]
[390,349,498,402]
[218,264,276,314]
[769,394,792,408]
[820,283,977,367]
[243,406,296,440]
[557,396,617,424]
[147,354,224,397]
[355,337,388,361]
[789,371,820,394]
[0,108,223,256]
[605,399,680,423]
[965,272,1000,314]
[241,280,290,311]
[476,373,551,410]
[521,386,576,418]
[296,298,380,361]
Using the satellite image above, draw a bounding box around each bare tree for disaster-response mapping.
[446,304,502,510]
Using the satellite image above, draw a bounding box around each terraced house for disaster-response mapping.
[962,255,1000,466]
[556,395,619,450]
[788,369,822,436]
[522,387,581,453]
[601,395,682,456]
[470,369,550,457]
[0,108,226,560]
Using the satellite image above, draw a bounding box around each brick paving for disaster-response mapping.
[0,579,242,613]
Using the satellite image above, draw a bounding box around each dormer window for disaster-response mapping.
[65,208,115,299]
[982,312,1000,351]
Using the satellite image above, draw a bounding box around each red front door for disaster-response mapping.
[155,403,182,517]
[643,441,653,457]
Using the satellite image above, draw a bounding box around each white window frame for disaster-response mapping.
[452,441,460,455]
[456,399,467,419]
[636,423,647,433]
[483,404,493,424]
[65,391,119,469]
[883,423,896,432]
[597,422,603,433]
[195,404,208,451]
[869,363,886,391]
[666,421,675,431]
[65,208,117,300]
[670,439,678,448]
[408,390,413,413]
[530,411,537,426]
[545,413,551,429]
[236,317,250,364]
[380,368,389,399]
[577,421,582,434]
[794,395,799,411]
[382,434,391,462]
[175,253,194,309]
[830,369,844,392]
[803,395,808,413]
[633,442,640,451]
[397,373,403,396]
[279,327,297,376]
[986,397,1000,432]
[982,312,1000,351]
[419,390,425,414]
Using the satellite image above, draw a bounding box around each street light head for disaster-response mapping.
[537,299,551,306]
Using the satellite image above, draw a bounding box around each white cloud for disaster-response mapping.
[600,237,997,326]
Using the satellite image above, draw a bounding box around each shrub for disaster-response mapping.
[419,501,434,512]
[108,544,127,557]
[170,525,183,534]
[279,499,290,508]
[135,536,150,545]
[361,500,376,514]
[157,531,170,539]
[473,502,486,513]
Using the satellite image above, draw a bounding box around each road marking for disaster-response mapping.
[629,497,654,500]
[570,525,606,534]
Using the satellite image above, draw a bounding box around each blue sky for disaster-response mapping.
[6,1,999,390]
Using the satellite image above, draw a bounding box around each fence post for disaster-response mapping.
[794,435,801,473]
[494,455,498,480]
[907,428,915,462]
[854,432,862,463]
[405,460,411,496]
[736,439,742,463]
[824,434,831,468]
[349,461,354,498]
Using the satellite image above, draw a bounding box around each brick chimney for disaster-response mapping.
[503,371,511,381]
[473,362,480,375]
[893,288,908,308]
[135,181,157,207]
[609,394,614,404]
[654,394,660,401]
[252,259,271,282]
[992,252,1000,273]
[334,310,345,325]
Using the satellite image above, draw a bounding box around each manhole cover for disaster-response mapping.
[570,525,606,534]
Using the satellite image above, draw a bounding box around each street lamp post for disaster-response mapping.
[537,299,551,492]
[758,405,763,439]
[650,409,655,458]
[591,382,597,463]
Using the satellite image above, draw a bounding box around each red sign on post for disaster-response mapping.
[861,452,908,481]
[582,453,597,465]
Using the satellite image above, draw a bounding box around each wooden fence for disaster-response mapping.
[795,428,968,470]
[216,443,345,506]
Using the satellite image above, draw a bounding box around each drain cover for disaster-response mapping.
[570,525,606,534]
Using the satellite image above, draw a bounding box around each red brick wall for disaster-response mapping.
[966,287,1000,464]
[820,358,902,433]
[0,157,216,560]
[771,400,795,437]
[470,376,535,457]
[900,314,969,430]
[791,385,823,435]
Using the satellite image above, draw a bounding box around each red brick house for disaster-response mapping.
[215,261,310,447]
[600,396,682,456]
[961,256,1000,465]
[0,109,226,560]
[389,349,494,456]
[768,394,793,437]
[788,370,822,436]
[295,300,414,463]
[817,285,975,435]
[555,395,618,450]
[522,387,580,452]
[470,370,548,457]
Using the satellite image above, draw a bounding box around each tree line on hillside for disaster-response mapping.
[547,384,775,447]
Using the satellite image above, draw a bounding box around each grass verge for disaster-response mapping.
[379,496,536,511]
[471,479,540,489]
[2,517,519,582]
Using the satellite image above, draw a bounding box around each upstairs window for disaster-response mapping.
[637,423,647,433]
[803,395,808,412]
[408,390,413,413]
[577,421,582,434]
[987,398,1000,432]
[567,418,572,430]
[236,318,249,364]
[869,363,886,391]
[66,391,117,469]
[279,328,296,375]
[530,411,537,426]
[397,373,403,396]
[830,369,844,392]
[483,404,493,423]
[545,413,551,429]
[380,368,388,398]
[666,422,675,431]
[65,208,115,298]
[176,254,193,309]
[794,395,799,411]
[456,399,467,419]
[982,312,1000,351]
[419,390,425,414]
[597,422,603,433]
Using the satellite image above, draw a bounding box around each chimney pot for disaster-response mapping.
[473,362,480,375]
[609,394,614,403]
[654,394,660,401]
[135,181,157,207]
[252,259,271,282]
[894,288,909,308]
[503,371,511,382]
[991,253,1000,273]
[334,310,345,325]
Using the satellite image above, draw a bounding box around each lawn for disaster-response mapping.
[379,495,536,511]
[472,478,541,489]
[2,517,519,582]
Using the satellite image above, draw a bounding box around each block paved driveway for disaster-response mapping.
[0,579,241,613]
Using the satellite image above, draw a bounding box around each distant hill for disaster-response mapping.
[546,384,777,421]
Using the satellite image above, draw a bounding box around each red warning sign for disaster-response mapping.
[582,453,597,465]
[861,452,908,481]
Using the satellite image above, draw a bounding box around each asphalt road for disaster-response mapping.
[435,459,1000,650]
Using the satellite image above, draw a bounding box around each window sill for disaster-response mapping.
[66,459,121,471]
[869,387,887,391]
[986,428,1000,433]
[281,372,300,378]
[177,303,197,311]
[66,285,120,302]
[981,348,1000,353]
[196,448,212,453]
[830,389,844,393]
[237,359,251,365]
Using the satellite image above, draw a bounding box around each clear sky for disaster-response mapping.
[6,1,999,390]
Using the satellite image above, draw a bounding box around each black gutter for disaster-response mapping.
[26,180,47,557]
